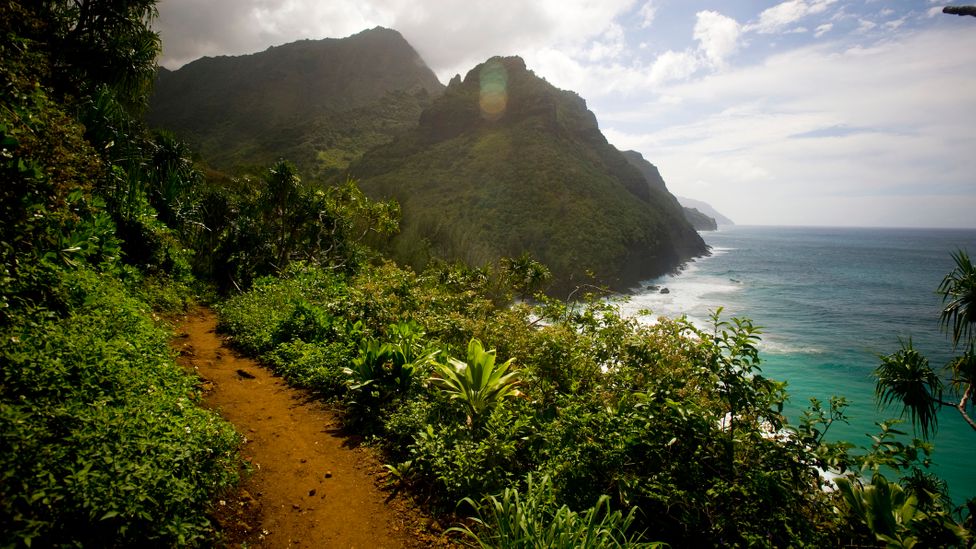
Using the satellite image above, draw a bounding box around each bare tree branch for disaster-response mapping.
[957,385,976,432]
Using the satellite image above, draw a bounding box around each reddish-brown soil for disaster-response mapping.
[173,308,453,548]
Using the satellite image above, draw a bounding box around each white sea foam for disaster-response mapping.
[619,254,743,329]
[758,338,826,356]
[709,247,737,254]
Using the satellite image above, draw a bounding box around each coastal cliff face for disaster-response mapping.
[621,150,720,231]
[683,207,719,231]
[147,27,444,178]
[353,56,707,291]
[677,195,735,226]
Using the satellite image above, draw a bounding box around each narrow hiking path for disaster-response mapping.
[173,307,449,548]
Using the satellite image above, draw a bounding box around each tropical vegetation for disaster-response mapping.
[2,0,973,547]
[875,249,976,436]
[1,1,241,545]
[213,257,974,546]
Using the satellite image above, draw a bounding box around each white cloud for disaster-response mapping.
[648,50,701,85]
[586,23,627,62]
[156,0,638,80]
[750,0,806,33]
[694,11,741,67]
[748,0,838,34]
[807,0,838,15]
[600,27,976,226]
[531,8,746,99]
[884,17,907,31]
[814,23,833,37]
[638,0,657,28]
[857,19,878,33]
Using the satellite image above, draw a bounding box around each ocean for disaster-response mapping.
[620,225,976,504]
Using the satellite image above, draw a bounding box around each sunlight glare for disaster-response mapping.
[479,60,508,120]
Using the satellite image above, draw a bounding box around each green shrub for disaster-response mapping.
[216,263,349,354]
[406,408,530,506]
[263,339,353,397]
[430,338,520,426]
[342,321,439,429]
[1,8,243,546]
[0,269,241,546]
[275,299,337,345]
[132,271,195,313]
[214,256,968,547]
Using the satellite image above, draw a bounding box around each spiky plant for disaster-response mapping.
[449,475,659,548]
[835,473,920,547]
[429,338,520,424]
[939,249,976,349]
[875,339,943,439]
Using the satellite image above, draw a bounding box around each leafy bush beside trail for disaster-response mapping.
[0,268,241,547]
[1,4,243,545]
[216,261,861,546]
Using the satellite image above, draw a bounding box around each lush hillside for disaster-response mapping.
[351,57,706,292]
[683,207,718,231]
[8,6,973,545]
[1,3,242,544]
[619,149,670,195]
[147,27,444,178]
[619,150,717,231]
[677,195,735,225]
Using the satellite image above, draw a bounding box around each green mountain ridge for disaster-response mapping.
[147,30,708,292]
[352,56,707,291]
[619,149,718,231]
[682,207,718,231]
[147,27,443,178]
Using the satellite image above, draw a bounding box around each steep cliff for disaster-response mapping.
[352,57,707,291]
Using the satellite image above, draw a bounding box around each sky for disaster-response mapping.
[155,1,976,228]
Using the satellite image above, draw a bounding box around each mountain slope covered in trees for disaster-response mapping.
[148,32,708,291]
[1,3,242,544]
[683,207,718,231]
[6,5,973,545]
[351,57,707,291]
[620,149,717,231]
[147,27,444,178]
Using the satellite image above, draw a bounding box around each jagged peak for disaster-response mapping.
[417,54,598,140]
[460,55,529,86]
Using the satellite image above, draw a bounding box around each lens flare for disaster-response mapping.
[479,60,508,121]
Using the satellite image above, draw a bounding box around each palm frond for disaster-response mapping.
[938,249,976,348]
[874,339,942,439]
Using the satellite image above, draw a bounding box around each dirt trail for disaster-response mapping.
[174,308,442,548]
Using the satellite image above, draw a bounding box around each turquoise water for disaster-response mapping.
[621,225,976,504]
